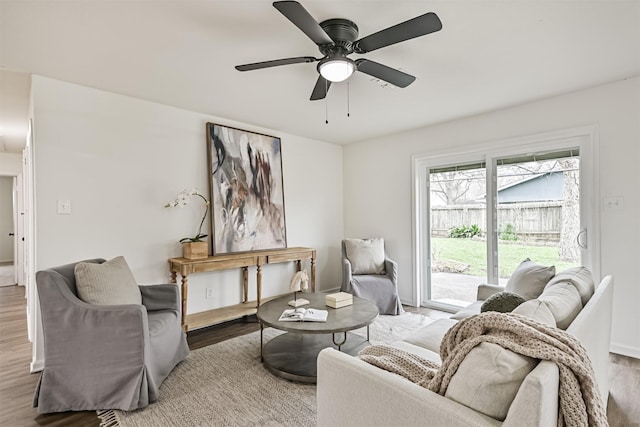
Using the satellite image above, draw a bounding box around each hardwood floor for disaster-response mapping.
[1,285,638,426]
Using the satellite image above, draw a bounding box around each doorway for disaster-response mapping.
[0,176,16,287]
[414,127,599,311]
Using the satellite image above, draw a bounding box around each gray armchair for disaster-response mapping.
[341,240,403,315]
[33,259,189,413]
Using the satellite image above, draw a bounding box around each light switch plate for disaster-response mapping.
[57,199,72,215]
[603,197,623,211]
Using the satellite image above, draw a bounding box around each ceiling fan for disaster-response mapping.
[235,1,442,101]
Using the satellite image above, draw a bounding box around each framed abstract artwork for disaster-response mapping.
[206,123,287,255]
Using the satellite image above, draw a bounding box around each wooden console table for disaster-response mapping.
[169,247,316,331]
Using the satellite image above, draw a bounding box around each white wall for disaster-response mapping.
[31,75,343,314]
[0,152,22,174]
[344,76,640,358]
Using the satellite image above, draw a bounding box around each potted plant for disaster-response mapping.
[165,189,210,259]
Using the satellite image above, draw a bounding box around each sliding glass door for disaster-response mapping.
[416,132,595,311]
[428,162,487,306]
[496,151,581,281]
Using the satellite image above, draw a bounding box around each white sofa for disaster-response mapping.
[317,268,613,427]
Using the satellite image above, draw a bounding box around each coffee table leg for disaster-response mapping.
[260,323,264,361]
[332,332,347,351]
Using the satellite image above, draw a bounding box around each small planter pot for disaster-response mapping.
[182,241,209,260]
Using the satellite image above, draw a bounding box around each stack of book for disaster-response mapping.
[325,292,353,309]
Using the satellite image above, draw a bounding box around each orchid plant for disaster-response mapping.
[165,189,210,243]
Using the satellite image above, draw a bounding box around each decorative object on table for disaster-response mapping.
[206,123,287,255]
[181,241,208,260]
[165,189,210,259]
[325,291,353,309]
[278,307,328,322]
[288,269,310,307]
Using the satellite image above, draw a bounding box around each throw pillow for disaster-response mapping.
[444,342,538,421]
[511,299,557,327]
[544,266,594,305]
[537,282,583,330]
[480,291,526,313]
[505,258,556,300]
[75,256,142,305]
[344,238,385,275]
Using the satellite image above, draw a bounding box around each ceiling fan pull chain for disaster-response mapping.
[347,81,350,118]
[325,79,329,124]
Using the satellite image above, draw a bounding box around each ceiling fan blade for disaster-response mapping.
[310,75,331,100]
[354,12,442,54]
[273,1,334,46]
[355,59,416,88]
[235,56,317,71]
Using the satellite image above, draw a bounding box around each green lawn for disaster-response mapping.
[431,237,578,278]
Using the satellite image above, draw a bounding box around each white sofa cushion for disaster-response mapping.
[538,282,583,329]
[512,299,556,327]
[477,284,506,301]
[402,318,458,353]
[344,237,385,275]
[451,300,484,320]
[445,342,538,421]
[444,294,558,421]
[505,259,556,300]
[74,256,141,305]
[544,266,594,305]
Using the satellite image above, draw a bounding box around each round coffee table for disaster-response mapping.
[257,293,378,383]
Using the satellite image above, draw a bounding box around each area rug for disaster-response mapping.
[98,312,433,427]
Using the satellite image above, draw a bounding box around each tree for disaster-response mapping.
[430,170,484,205]
[559,158,580,262]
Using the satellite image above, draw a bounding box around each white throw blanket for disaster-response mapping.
[359,312,608,427]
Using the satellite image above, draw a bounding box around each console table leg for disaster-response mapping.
[256,265,262,306]
[242,267,249,303]
[181,275,188,332]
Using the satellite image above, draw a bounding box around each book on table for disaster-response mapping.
[278,307,328,322]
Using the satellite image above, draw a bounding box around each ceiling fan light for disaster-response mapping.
[319,58,356,83]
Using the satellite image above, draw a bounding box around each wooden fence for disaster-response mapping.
[431,201,563,242]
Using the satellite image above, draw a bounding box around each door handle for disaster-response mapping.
[576,229,587,249]
[8,233,14,237]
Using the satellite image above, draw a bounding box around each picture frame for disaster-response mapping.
[206,123,287,255]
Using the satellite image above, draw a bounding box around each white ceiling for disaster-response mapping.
[1,0,639,152]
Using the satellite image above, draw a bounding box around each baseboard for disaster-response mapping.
[30,358,44,373]
[400,298,418,307]
[610,342,640,359]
